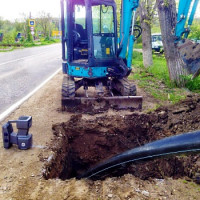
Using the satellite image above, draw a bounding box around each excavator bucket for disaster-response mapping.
[178,39,200,78]
[62,96,143,113]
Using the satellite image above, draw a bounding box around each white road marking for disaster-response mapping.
[0,68,61,122]
[0,51,48,66]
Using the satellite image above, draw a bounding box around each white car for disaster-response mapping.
[152,33,163,52]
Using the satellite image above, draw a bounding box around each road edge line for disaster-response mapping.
[0,68,61,123]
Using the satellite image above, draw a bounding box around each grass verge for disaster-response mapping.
[134,42,143,49]
[129,51,190,104]
[184,75,200,93]
[0,46,15,52]
[23,38,60,47]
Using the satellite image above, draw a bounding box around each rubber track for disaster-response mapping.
[62,76,75,98]
[114,78,137,96]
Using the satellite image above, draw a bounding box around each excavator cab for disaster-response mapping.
[74,2,116,61]
[71,4,88,61]
[61,0,118,70]
[60,0,142,112]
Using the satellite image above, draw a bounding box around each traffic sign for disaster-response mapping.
[29,19,35,27]
[52,31,62,37]
[30,27,34,31]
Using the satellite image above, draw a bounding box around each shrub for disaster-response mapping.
[184,75,200,92]
[26,32,33,42]
[189,21,200,40]
[2,32,15,44]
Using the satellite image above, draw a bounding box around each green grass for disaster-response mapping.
[0,46,15,52]
[151,26,161,34]
[184,75,200,93]
[23,42,36,47]
[134,42,142,49]
[40,38,61,45]
[129,51,188,104]
[23,38,60,47]
[0,44,24,52]
[148,54,171,86]
[183,180,188,184]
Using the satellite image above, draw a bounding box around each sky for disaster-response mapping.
[0,0,60,21]
[0,0,199,21]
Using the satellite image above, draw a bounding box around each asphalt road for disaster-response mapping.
[0,43,61,114]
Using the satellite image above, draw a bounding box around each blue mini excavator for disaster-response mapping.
[60,0,199,112]
[60,0,143,112]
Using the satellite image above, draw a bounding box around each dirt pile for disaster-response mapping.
[178,39,200,76]
[43,95,200,181]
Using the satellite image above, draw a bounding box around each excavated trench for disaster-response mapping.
[43,95,200,181]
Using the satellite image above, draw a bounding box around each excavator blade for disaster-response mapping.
[62,96,143,113]
[178,39,200,78]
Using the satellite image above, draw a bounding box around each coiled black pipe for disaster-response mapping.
[79,130,200,179]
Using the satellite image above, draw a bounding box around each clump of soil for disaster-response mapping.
[43,95,200,181]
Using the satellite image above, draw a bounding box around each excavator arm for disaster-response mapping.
[118,0,140,68]
[175,0,199,41]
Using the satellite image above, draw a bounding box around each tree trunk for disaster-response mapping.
[141,20,153,67]
[157,0,188,86]
[139,0,153,68]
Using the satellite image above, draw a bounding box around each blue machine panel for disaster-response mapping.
[68,65,108,78]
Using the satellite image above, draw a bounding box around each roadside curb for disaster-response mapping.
[0,68,61,122]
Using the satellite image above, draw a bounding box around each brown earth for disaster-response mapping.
[178,39,200,61]
[178,39,200,77]
[0,72,200,199]
[44,95,200,181]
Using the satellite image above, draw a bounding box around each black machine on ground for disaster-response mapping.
[2,116,33,150]
[60,0,143,112]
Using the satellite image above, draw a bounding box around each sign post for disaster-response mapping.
[29,19,36,38]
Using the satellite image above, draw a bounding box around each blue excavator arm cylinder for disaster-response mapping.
[185,0,200,38]
[175,0,199,41]
[188,0,199,26]
[175,0,192,40]
[127,35,135,68]
[127,9,137,68]
[119,0,139,68]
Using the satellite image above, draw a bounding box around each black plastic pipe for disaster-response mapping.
[79,130,200,179]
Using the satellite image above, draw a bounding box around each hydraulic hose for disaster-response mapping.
[79,130,200,179]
